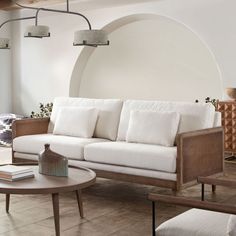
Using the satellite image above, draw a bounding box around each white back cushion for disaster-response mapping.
[126,111,180,146]
[49,97,123,141]
[53,107,98,138]
[117,100,216,141]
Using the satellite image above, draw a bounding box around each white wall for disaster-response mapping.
[77,16,222,101]
[0,11,11,113]
[9,0,236,115]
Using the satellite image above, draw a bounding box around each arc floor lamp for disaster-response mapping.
[0,0,109,49]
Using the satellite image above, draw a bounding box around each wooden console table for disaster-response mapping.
[217,100,236,158]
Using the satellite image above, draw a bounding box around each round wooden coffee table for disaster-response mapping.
[0,164,96,236]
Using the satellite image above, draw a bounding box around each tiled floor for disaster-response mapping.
[0,147,235,235]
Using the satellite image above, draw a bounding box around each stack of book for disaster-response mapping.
[0,165,34,181]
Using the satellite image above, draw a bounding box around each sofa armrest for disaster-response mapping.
[12,118,50,139]
[176,127,224,189]
[148,193,236,215]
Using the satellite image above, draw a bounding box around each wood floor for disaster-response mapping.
[0,148,236,235]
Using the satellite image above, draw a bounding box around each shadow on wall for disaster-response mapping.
[70,14,223,102]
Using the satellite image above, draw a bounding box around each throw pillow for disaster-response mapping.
[0,114,25,147]
[53,107,98,138]
[126,110,180,146]
[227,215,236,236]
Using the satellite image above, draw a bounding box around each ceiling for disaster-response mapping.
[0,0,157,11]
[0,0,71,10]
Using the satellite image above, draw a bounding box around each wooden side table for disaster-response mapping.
[217,100,236,158]
[198,176,236,201]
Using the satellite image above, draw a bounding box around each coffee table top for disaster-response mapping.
[0,164,96,194]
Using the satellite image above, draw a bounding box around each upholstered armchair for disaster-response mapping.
[149,193,236,236]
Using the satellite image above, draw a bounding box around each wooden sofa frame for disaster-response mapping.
[12,118,224,191]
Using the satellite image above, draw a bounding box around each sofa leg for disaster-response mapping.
[212,185,216,193]
[171,190,178,196]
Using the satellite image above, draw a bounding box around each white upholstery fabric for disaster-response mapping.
[84,142,177,173]
[126,110,180,146]
[117,100,216,141]
[13,134,108,160]
[53,107,98,138]
[69,160,177,181]
[14,152,38,161]
[156,208,230,236]
[12,156,177,181]
[227,215,236,236]
[48,97,123,140]
[214,111,222,127]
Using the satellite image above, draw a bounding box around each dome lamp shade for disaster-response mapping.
[73,30,109,47]
[24,25,50,38]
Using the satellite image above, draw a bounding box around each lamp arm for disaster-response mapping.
[13,1,39,11]
[12,0,92,30]
[35,8,92,30]
[0,16,36,30]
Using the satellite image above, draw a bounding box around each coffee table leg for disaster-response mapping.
[75,190,84,218]
[52,193,60,236]
[6,194,10,213]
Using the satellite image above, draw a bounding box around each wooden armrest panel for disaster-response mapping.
[12,118,50,139]
[177,127,224,185]
[148,193,236,215]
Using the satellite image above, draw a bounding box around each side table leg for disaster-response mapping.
[75,190,84,218]
[52,193,60,236]
[6,194,10,213]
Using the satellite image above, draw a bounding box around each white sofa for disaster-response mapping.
[12,97,224,190]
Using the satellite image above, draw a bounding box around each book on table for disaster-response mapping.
[0,165,34,181]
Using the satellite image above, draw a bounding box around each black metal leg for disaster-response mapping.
[6,194,10,213]
[152,201,156,236]
[201,184,205,201]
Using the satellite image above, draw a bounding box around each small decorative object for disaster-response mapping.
[195,97,218,110]
[39,144,68,177]
[31,102,53,118]
[226,88,236,100]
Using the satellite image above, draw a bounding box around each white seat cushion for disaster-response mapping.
[117,100,216,141]
[156,209,230,236]
[84,141,177,173]
[48,97,123,141]
[13,134,109,160]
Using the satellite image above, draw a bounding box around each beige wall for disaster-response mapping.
[75,16,222,101]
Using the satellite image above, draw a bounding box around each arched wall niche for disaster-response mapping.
[70,14,223,101]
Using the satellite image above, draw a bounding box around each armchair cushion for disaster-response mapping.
[84,141,177,173]
[156,208,230,236]
[13,134,109,160]
[227,215,236,236]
